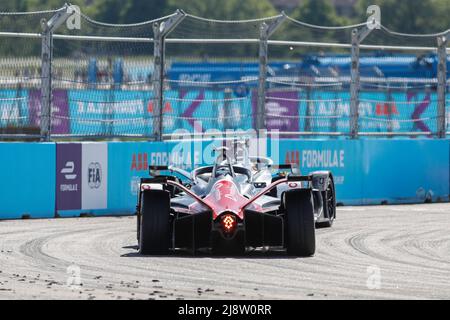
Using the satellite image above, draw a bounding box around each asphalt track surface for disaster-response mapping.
[0,203,449,300]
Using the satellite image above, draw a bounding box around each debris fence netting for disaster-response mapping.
[0,6,448,140]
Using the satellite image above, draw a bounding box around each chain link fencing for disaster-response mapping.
[0,5,448,141]
[163,13,279,139]
[51,11,166,139]
[0,9,60,139]
[267,17,356,137]
[357,25,446,137]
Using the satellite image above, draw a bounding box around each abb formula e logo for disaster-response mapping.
[285,149,344,168]
[87,162,102,189]
[131,153,149,171]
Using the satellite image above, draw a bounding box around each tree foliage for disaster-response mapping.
[6,0,449,34]
[0,0,449,57]
[290,0,341,26]
[164,0,278,20]
[355,0,450,34]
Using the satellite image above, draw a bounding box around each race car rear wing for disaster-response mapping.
[142,173,324,215]
[142,176,215,212]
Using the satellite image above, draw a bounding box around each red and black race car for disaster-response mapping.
[136,143,336,256]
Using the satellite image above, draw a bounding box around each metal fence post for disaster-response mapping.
[224,88,232,130]
[152,23,163,141]
[39,5,73,141]
[256,14,286,135]
[350,26,372,138]
[152,10,185,141]
[40,30,52,141]
[256,23,269,135]
[437,34,447,138]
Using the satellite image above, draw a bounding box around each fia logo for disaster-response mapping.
[88,162,102,189]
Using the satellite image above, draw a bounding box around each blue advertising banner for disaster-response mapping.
[0,143,56,219]
[68,89,153,136]
[273,139,364,204]
[358,139,449,204]
[1,89,450,135]
[274,138,449,205]
[0,139,448,220]
[297,91,440,134]
[107,141,169,213]
[163,90,252,134]
[67,89,449,135]
[104,139,449,215]
[0,90,29,127]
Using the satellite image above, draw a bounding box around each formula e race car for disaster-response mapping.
[135,142,336,256]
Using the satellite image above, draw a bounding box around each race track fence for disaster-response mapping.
[0,4,449,141]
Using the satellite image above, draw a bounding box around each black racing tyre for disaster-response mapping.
[139,190,170,255]
[316,175,336,228]
[137,209,140,241]
[284,189,315,257]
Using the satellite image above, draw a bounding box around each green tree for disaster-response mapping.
[165,0,277,20]
[353,0,450,47]
[163,0,278,58]
[25,0,90,12]
[120,0,167,23]
[272,0,351,55]
[356,0,450,38]
[1,0,28,11]
[290,0,341,26]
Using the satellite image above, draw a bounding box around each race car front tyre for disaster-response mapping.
[139,190,170,255]
[284,189,316,257]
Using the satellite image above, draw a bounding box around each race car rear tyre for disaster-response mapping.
[284,189,315,257]
[316,175,336,228]
[139,190,170,255]
[137,210,140,241]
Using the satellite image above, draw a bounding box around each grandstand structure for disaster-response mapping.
[0,4,448,141]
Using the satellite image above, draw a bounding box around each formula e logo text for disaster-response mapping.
[61,161,77,180]
[88,162,102,189]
